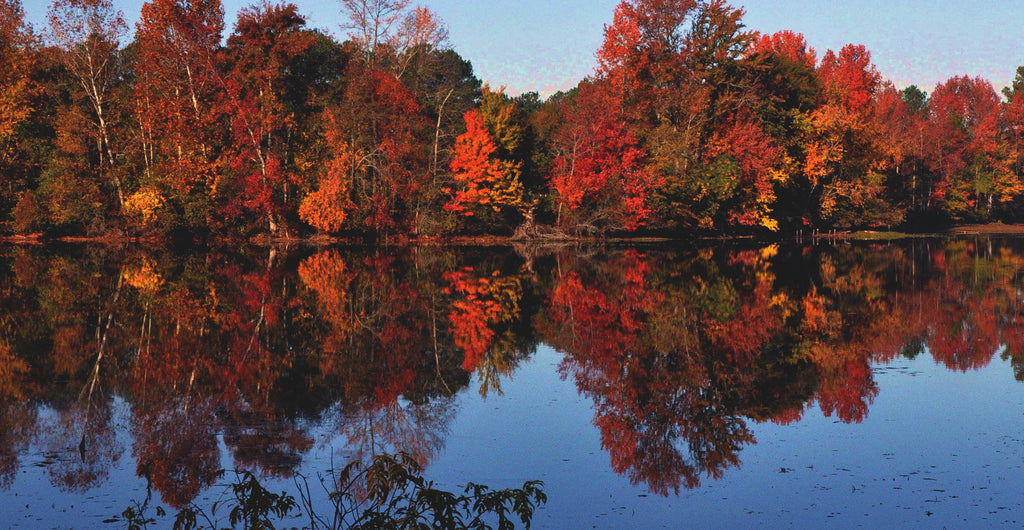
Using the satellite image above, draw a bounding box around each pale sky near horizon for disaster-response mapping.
[21,0,1024,98]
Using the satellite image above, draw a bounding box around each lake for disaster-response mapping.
[2,238,1024,528]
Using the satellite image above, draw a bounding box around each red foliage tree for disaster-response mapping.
[218,2,317,235]
[332,65,429,233]
[597,0,699,118]
[749,29,816,70]
[817,44,881,114]
[549,80,656,232]
[927,75,1008,219]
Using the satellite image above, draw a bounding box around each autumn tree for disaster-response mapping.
[804,44,904,228]
[1005,73,1024,216]
[329,64,429,234]
[218,1,319,236]
[445,86,531,230]
[596,0,703,229]
[884,85,934,220]
[343,1,468,236]
[399,47,481,234]
[340,0,409,63]
[926,75,1009,221]
[866,84,927,221]
[445,108,526,224]
[596,0,782,232]
[0,0,37,217]
[133,0,225,229]
[0,0,34,148]
[746,30,820,229]
[340,0,448,77]
[298,111,356,233]
[548,79,655,232]
[597,0,700,121]
[337,0,478,235]
[686,1,783,231]
[47,0,128,205]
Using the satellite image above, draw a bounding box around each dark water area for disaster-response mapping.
[3,238,1024,527]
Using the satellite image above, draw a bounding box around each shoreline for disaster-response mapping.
[5,224,1024,247]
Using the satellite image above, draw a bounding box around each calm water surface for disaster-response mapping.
[2,239,1024,528]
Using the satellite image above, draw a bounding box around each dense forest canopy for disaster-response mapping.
[3,0,1024,240]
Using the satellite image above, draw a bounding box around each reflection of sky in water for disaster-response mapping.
[424,346,1024,528]
[5,399,139,528]
[4,346,1024,527]
[733,355,1024,528]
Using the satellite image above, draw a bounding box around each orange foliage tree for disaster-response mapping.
[0,0,36,200]
[445,86,531,227]
[133,0,224,227]
[297,112,356,233]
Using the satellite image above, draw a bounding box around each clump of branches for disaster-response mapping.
[116,452,546,530]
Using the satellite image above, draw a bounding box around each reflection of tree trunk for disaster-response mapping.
[245,249,277,356]
[183,364,197,413]
[79,273,123,458]
[431,293,452,394]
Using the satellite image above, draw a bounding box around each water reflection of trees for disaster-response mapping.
[540,248,806,494]
[540,240,1024,493]
[2,239,1024,503]
[0,246,534,507]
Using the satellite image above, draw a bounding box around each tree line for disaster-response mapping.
[3,0,1024,240]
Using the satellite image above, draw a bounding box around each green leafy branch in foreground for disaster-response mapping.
[114,452,546,530]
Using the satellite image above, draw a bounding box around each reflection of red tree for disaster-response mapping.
[225,422,313,479]
[581,352,754,495]
[813,353,876,423]
[927,284,1000,372]
[906,243,1024,372]
[707,272,783,370]
[216,258,294,408]
[801,263,881,424]
[445,268,501,371]
[544,253,656,366]
[543,251,766,494]
[133,401,219,509]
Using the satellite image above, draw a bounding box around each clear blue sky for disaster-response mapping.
[22,0,1024,98]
